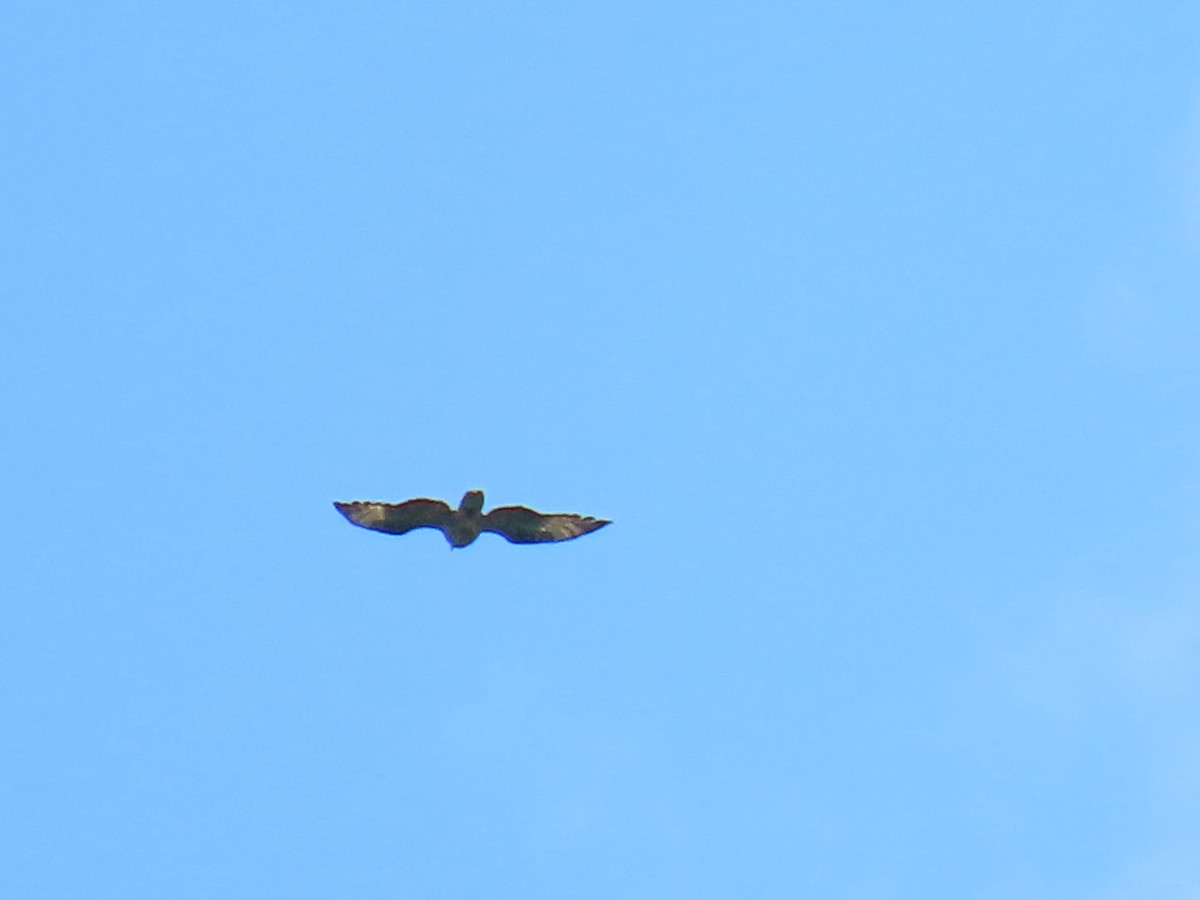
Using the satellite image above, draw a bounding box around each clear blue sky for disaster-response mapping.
[4,3,1200,897]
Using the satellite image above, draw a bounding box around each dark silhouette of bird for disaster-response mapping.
[333,490,610,548]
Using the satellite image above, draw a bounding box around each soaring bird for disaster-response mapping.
[333,490,610,548]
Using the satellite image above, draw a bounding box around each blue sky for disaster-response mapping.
[4,2,1200,897]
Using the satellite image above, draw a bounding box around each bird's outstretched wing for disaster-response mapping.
[333,499,453,536]
[482,505,610,544]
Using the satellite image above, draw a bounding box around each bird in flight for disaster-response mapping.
[333,490,610,548]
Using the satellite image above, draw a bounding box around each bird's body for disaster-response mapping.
[333,490,610,548]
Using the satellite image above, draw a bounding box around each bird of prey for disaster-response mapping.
[333,490,610,548]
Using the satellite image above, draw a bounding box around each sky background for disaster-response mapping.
[4,2,1200,897]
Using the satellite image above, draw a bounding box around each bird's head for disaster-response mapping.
[459,490,485,516]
